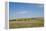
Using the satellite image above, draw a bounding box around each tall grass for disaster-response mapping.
[9,18,44,29]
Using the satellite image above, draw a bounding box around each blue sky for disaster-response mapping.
[9,2,44,20]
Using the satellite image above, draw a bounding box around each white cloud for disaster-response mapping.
[38,4,44,8]
[16,11,27,14]
[39,5,44,7]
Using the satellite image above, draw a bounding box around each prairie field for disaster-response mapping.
[9,18,44,29]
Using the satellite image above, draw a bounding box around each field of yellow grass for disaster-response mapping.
[9,18,44,29]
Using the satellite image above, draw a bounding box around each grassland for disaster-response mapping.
[9,17,44,29]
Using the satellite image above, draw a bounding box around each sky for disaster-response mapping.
[9,2,44,20]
